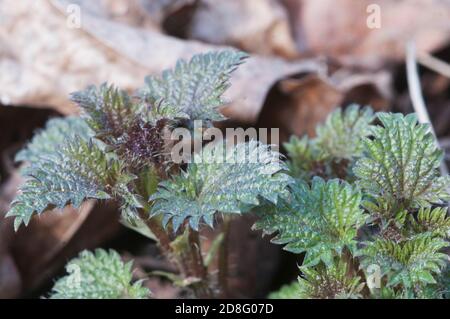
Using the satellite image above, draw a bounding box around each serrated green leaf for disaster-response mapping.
[15,116,93,163]
[354,112,450,210]
[150,141,292,231]
[7,137,128,230]
[296,260,363,299]
[50,249,149,299]
[284,105,374,181]
[283,135,325,180]
[268,281,301,299]
[255,177,367,266]
[138,50,248,121]
[361,236,449,290]
[408,206,450,238]
[315,104,375,159]
[70,83,143,142]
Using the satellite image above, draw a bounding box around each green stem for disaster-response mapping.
[188,229,214,298]
[139,209,213,298]
[137,210,178,266]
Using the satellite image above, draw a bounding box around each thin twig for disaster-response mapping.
[418,52,450,79]
[405,41,449,176]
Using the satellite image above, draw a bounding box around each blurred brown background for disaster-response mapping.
[0,0,449,298]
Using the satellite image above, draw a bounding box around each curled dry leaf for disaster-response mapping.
[0,0,322,123]
[0,252,21,299]
[0,0,148,115]
[257,67,391,142]
[226,215,283,298]
[0,168,121,296]
[188,0,299,59]
[260,74,343,141]
[61,0,195,32]
[141,0,197,26]
[67,0,161,31]
[52,0,322,123]
[283,0,450,63]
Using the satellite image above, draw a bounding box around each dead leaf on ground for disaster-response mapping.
[0,0,324,124]
[0,167,121,297]
[257,65,391,142]
[67,0,161,31]
[0,252,21,299]
[54,0,325,123]
[188,0,298,59]
[282,0,450,64]
[0,0,149,115]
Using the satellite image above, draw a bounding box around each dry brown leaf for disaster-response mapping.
[69,0,161,31]
[283,0,450,63]
[59,0,195,32]
[226,215,283,298]
[0,253,21,299]
[9,201,121,295]
[53,0,322,123]
[258,74,342,142]
[0,0,149,115]
[0,0,324,124]
[188,0,298,59]
[142,0,197,27]
[257,67,391,142]
[0,168,121,296]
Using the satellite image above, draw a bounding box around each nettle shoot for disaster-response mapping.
[50,249,149,299]
[6,49,450,299]
[258,107,450,299]
[7,50,291,298]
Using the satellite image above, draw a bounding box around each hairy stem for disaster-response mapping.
[188,229,214,298]
[138,209,213,298]
[137,210,177,265]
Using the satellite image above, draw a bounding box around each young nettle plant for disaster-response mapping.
[259,107,450,299]
[283,105,375,181]
[6,50,293,298]
[6,49,449,299]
